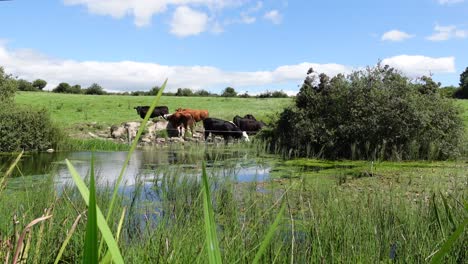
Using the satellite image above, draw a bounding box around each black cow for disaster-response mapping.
[134,106,169,119]
[203,118,249,142]
[243,114,257,120]
[233,115,265,135]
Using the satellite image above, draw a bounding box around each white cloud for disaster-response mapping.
[438,0,465,4]
[427,24,468,41]
[381,55,455,76]
[263,10,282,24]
[170,6,208,37]
[381,30,414,42]
[63,0,249,28]
[0,43,350,94]
[0,44,456,95]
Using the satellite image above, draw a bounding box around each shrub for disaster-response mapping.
[0,67,17,105]
[0,107,64,152]
[264,64,464,160]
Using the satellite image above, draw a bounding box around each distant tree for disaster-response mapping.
[194,89,211,97]
[84,83,106,95]
[53,82,71,93]
[32,79,47,90]
[454,67,468,99]
[175,88,194,96]
[148,86,160,96]
[439,85,458,98]
[239,91,250,98]
[221,87,237,97]
[17,79,37,91]
[131,90,146,96]
[271,90,289,98]
[69,84,82,94]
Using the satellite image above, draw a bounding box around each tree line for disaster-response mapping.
[9,67,468,99]
[13,77,290,98]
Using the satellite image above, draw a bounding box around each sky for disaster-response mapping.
[0,0,467,95]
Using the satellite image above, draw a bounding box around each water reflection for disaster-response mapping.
[2,145,272,192]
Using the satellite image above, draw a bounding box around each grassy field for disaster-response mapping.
[15,92,292,129]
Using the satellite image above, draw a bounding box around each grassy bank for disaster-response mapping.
[15,92,292,129]
[0,144,466,263]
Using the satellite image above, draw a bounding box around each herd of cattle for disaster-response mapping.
[134,105,265,142]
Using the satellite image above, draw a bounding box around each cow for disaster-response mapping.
[166,111,195,138]
[233,115,265,135]
[243,114,257,120]
[203,118,249,143]
[175,108,209,122]
[134,106,169,119]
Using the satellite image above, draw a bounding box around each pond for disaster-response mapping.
[2,144,275,198]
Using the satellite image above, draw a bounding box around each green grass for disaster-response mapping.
[15,92,292,129]
[1,144,466,263]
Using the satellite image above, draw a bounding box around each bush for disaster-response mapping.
[0,67,17,105]
[264,65,464,160]
[0,107,63,152]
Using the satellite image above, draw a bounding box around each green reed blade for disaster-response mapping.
[439,192,456,232]
[252,200,286,264]
[65,159,124,264]
[0,151,23,196]
[83,154,98,264]
[430,217,468,264]
[99,79,167,256]
[201,161,222,264]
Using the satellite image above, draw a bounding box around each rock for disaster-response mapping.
[46,148,54,153]
[154,120,169,131]
[88,132,99,138]
[141,137,152,143]
[110,125,126,139]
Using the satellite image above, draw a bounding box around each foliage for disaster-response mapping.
[84,83,106,95]
[440,86,458,98]
[454,67,468,99]
[53,82,72,93]
[0,67,17,105]
[69,84,83,94]
[264,65,465,160]
[17,79,38,92]
[32,79,47,90]
[194,89,214,97]
[221,87,237,97]
[175,88,194,96]
[0,107,63,152]
[257,90,289,98]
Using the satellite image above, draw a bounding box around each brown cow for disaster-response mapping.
[175,108,209,122]
[166,111,195,137]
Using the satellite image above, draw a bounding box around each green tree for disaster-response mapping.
[17,79,37,91]
[265,64,464,160]
[194,89,211,97]
[84,83,106,95]
[221,87,237,97]
[32,79,47,90]
[69,84,83,94]
[53,82,71,93]
[0,67,17,105]
[175,88,194,96]
[454,67,468,99]
[148,86,160,95]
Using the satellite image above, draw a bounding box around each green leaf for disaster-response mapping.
[99,79,167,256]
[201,161,222,264]
[252,200,286,264]
[430,217,468,264]
[83,154,98,264]
[65,160,124,264]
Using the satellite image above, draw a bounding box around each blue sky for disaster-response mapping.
[0,0,467,94]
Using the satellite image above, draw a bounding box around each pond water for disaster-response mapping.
[2,145,275,197]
